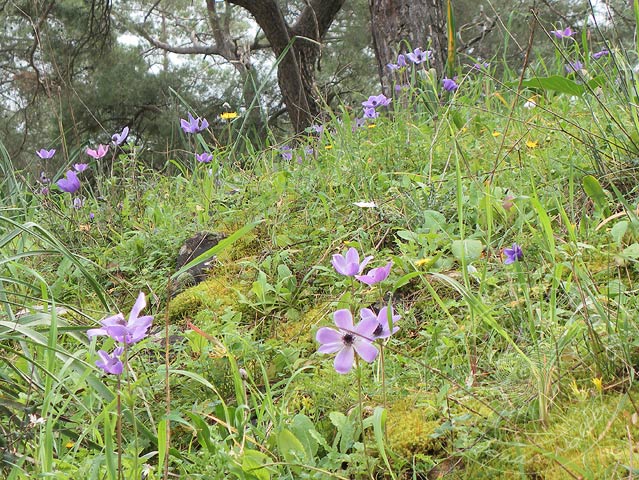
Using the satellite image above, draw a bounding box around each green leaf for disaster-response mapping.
[451,239,483,262]
[622,243,639,259]
[290,414,319,460]
[371,407,397,480]
[276,428,308,464]
[242,449,271,480]
[513,76,584,96]
[611,221,629,245]
[583,175,611,217]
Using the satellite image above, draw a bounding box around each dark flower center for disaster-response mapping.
[372,324,383,337]
[342,333,354,345]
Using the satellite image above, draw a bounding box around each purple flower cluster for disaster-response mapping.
[387,48,432,71]
[550,26,574,39]
[88,292,154,375]
[317,246,400,374]
[316,305,401,374]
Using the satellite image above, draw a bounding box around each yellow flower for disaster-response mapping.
[220,111,238,121]
[592,377,603,394]
[195,204,204,212]
[526,140,538,149]
[324,145,333,150]
[415,258,431,267]
[367,124,377,129]
[65,441,75,448]
[492,131,501,137]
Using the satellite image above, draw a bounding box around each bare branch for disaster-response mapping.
[133,24,223,56]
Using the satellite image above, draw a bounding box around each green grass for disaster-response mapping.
[4,38,639,479]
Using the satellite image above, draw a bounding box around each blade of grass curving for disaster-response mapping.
[171,219,262,280]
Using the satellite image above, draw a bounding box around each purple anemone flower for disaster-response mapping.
[355,260,392,286]
[565,60,584,73]
[406,47,431,64]
[316,309,379,374]
[73,163,89,172]
[196,152,213,163]
[352,117,367,132]
[280,145,293,161]
[332,247,373,277]
[592,49,609,60]
[87,292,153,345]
[72,197,85,209]
[36,149,56,160]
[362,94,391,109]
[504,243,523,265]
[442,77,459,92]
[95,347,124,375]
[363,107,379,119]
[56,170,81,193]
[180,113,209,134]
[112,126,129,146]
[86,145,109,159]
[360,305,401,339]
[472,62,490,70]
[550,27,574,39]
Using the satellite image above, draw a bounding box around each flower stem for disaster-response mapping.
[116,375,122,480]
[355,356,373,479]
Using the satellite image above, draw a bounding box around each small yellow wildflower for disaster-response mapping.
[195,204,204,212]
[592,377,603,394]
[415,258,431,267]
[324,145,333,150]
[367,124,377,129]
[492,131,501,137]
[65,441,75,448]
[220,111,238,121]
[526,140,538,149]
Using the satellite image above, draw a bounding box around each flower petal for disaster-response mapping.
[354,340,379,363]
[318,342,343,354]
[334,346,355,374]
[129,291,146,322]
[316,327,342,345]
[333,309,354,331]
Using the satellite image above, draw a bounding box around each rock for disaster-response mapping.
[174,232,226,292]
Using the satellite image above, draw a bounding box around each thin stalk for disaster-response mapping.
[355,356,372,479]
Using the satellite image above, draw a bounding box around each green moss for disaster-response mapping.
[386,398,445,458]
[169,275,244,322]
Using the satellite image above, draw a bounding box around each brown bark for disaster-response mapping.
[229,0,345,133]
[370,0,446,94]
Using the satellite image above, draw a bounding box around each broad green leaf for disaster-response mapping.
[242,449,271,480]
[622,243,639,259]
[611,221,628,245]
[276,428,307,464]
[451,239,483,261]
[582,175,610,216]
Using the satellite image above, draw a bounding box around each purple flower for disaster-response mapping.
[363,107,379,119]
[95,347,124,375]
[41,187,49,195]
[550,27,574,39]
[352,117,367,132]
[316,309,379,374]
[280,145,293,161]
[89,212,95,221]
[56,170,81,193]
[87,292,153,345]
[406,47,431,64]
[73,163,88,172]
[86,145,109,159]
[180,113,209,134]
[504,243,523,264]
[72,197,85,209]
[355,260,392,285]
[396,53,408,67]
[565,60,583,73]
[360,305,401,339]
[592,49,609,60]
[195,152,213,163]
[442,77,459,92]
[362,94,391,109]
[332,247,373,277]
[112,126,129,146]
[310,124,324,134]
[36,149,56,160]
[472,62,490,70]
[39,171,50,184]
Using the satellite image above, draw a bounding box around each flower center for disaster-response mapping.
[342,333,354,345]
[372,324,383,337]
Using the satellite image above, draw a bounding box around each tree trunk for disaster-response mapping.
[229,0,345,134]
[370,0,446,94]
